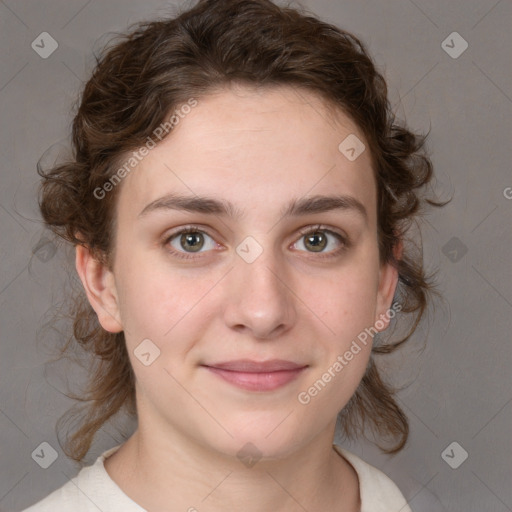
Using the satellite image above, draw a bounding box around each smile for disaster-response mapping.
[201,360,308,391]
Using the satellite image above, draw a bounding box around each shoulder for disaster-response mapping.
[334,445,412,512]
[20,445,145,512]
[333,445,447,512]
[21,479,91,512]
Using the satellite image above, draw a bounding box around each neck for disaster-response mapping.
[104,419,360,512]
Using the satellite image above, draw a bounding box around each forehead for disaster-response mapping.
[116,84,377,226]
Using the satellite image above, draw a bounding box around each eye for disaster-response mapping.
[292,225,347,257]
[163,224,348,261]
[164,226,218,259]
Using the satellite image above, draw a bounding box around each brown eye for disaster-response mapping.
[179,232,205,252]
[304,231,327,252]
[166,228,217,257]
[293,227,347,257]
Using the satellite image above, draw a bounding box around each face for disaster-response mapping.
[80,84,398,460]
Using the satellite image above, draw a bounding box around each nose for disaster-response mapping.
[222,246,297,340]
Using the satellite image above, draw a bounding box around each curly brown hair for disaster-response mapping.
[37,0,445,463]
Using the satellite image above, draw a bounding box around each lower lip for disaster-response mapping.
[203,366,307,391]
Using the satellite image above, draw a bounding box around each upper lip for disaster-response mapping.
[203,359,308,372]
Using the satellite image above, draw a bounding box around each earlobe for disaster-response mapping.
[75,244,123,333]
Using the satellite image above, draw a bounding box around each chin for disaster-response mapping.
[202,415,309,463]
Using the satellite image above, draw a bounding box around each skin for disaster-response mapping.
[76,84,399,512]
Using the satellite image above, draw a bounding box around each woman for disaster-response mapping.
[23,0,445,510]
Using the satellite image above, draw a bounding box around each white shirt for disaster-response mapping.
[21,444,413,512]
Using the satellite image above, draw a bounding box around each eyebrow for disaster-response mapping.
[138,193,368,222]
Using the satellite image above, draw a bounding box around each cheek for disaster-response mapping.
[311,266,380,341]
[114,252,217,347]
[303,271,378,408]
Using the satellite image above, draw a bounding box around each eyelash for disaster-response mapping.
[162,224,349,261]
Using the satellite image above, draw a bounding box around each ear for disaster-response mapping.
[75,244,123,333]
[374,239,402,331]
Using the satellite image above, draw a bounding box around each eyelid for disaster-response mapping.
[291,224,349,257]
[295,223,348,241]
[163,224,221,257]
[163,224,220,244]
[163,223,349,260]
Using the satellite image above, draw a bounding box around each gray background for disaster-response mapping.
[0,0,510,511]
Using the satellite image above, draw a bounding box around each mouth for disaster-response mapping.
[201,359,308,392]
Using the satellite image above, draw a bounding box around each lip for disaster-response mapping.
[205,359,306,372]
[202,359,308,391]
